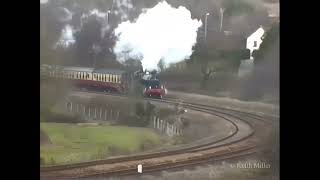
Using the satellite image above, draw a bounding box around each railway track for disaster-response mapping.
[40,90,277,179]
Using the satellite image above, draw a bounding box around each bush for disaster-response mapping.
[40,157,45,165]
[50,157,56,165]
[45,112,85,123]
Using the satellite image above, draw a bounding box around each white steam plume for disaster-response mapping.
[113,1,202,71]
[114,0,134,21]
[40,0,48,4]
[58,7,73,22]
[55,24,76,49]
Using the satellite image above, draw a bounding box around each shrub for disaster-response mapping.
[40,157,45,165]
[50,157,56,165]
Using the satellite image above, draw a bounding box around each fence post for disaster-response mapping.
[157,118,159,129]
[105,108,108,121]
[94,107,97,119]
[88,106,91,120]
[100,107,102,120]
[117,110,120,121]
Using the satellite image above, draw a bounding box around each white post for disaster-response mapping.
[105,109,108,121]
[137,164,142,173]
[94,107,97,119]
[70,102,73,112]
[110,109,113,120]
[77,104,79,113]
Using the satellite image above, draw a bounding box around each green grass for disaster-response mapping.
[40,123,162,165]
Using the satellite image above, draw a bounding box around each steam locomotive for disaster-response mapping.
[40,64,167,98]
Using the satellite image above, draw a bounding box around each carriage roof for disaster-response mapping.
[63,66,94,72]
[41,64,125,75]
[93,69,125,75]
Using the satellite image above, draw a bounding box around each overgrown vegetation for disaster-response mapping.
[40,123,163,165]
[119,101,156,127]
[223,0,254,17]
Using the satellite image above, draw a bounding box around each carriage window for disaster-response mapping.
[118,76,121,83]
[102,74,105,82]
[98,74,101,81]
[115,75,118,83]
[106,74,109,82]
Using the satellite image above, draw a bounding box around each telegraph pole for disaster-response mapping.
[205,13,210,43]
[220,8,225,32]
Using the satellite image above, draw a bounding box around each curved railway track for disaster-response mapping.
[40,91,277,179]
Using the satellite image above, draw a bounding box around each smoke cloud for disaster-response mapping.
[113,1,202,71]
[80,9,110,38]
